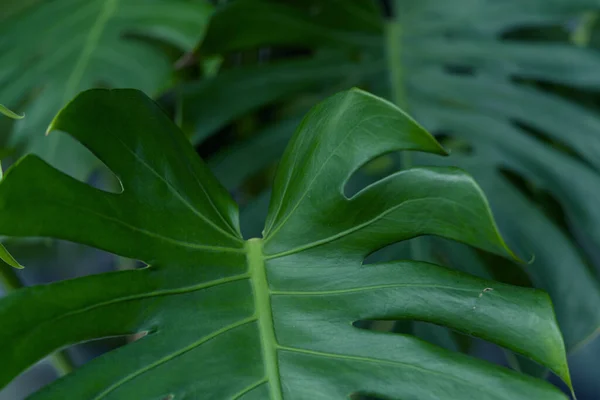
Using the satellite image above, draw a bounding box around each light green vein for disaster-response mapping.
[278,346,505,395]
[62,0,118,103]
[263,110,385,243]
[231,378,268,400]
[265,196,449,259]
[15,273,250,343]
[44,0,119,166]
[271,284,480,296]
[93,317,258,400]
[53,197,244,254]
[261,108,312,236]
[247,238,283,400]
[106,128,242,242]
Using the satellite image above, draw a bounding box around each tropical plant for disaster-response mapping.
[180,0,600,358]
[0,0,212,179]
[0,88,571,398]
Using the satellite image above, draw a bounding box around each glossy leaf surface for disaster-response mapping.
[0,89,570,398]
[190,0,600,352]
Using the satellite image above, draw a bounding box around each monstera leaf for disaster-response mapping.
[181,0,600,353]
[0,89,570,398]
[0,0,212,179]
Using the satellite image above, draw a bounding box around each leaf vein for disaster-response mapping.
[12,274,251,347]
[264,101,382,242]
[230,378,268,400]
[278,346,498,392]
[271,284,479,296]
[93,317,258,400]
[107,131,242,242]
[265,196,455,259]
[53,197,243,255]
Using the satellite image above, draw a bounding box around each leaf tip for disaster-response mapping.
[0,104,24,120]
[347,88,448,157]
[0,243,24,269]
[46,108,63,136]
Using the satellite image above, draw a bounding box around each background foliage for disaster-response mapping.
[2,0,600,398]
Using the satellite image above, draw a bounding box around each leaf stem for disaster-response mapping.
[247,238,282,399]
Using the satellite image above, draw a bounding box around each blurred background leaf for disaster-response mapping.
[0,0,213,179]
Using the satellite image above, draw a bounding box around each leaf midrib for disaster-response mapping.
[104,121,242,241]
[50,196,243,254]
[247,238,283,400]
[263,110,385,243]
[62,0,118,103]
[45,0,119,167]
[9,237,540,399]
[265,195,464,259]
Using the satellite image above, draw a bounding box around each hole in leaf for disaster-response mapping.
[43,132,123,194]
[470,337,520,370]
[0,358,58,399]
[65,336,130,368]
[86,165,122,193]
[344,153,399,199]
[29,333,145,395]
[352,318,561,384]
[363,241,411,265]
[474,247,533,288]
[470,336,571,390]
[6,240,142,284]
[353,319,470,353]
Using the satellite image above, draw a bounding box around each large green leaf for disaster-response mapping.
[0,89,570,398]
[201,0,382,54]
[182,54,384,143]
[188,0,600,353]
[0,0,212,179]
